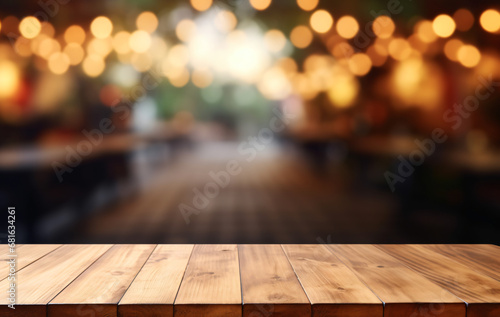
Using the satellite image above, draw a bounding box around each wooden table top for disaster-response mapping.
[1,244,500,317]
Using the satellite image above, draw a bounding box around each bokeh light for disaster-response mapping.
[453,9,474,32]
[290,25,313,49]
[0,60,20,99]
[64,25,86,45]
[90,16,113,39]
[136,12,158,33]
[310,10,333,33]
[48,52,71,74]
[264,29,287,53]
[480,9,500,33]
[348,53,372,76]
[176,19,197,42]
[443,39,463,61]
[19,16,41,39]
[372,16,395,39]
[191,0,213,12]
[129,30,152,53]
[82,54,106,77]
[250,0,272,11]
[214,10,237,33]
[337,16,359,39]
[457,44,481,68]
[432,14,456,38]
[297,0,319,11]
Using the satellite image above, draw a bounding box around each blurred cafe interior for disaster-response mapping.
[1,0,500,244]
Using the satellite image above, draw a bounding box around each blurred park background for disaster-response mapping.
[0,0,500,244]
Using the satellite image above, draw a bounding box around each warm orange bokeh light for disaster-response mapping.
[136,12,158,33]
[90,16,113,39]
[190,0,213,12]
[19,16,41,39]
[444,39,463,61]
[457,45,481,68]
[432,14,456,38]
[250,0,272,11]
[373,16,395,39]
[64,25,86,45]
[480,9,500,33]
[310,10,334,34]
[337,16,359,39]
[348,53,372,76]
[453,9,474,32]
[290,25,313,49]
[297,0,319,11]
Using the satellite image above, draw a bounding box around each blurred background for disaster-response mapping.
[0,0,500,244]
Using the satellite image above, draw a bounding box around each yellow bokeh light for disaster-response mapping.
[192,68,213,88]
[0,60,20,99]
[480,9,500,33]
[432,14,456,38]
[48,52,70,74]
[290,25,313,49]
[415,20,438,43]
[297,0,318,11]
[90,16,113,39]
[136,11,158,33]
[112,31,131,54]
[372,15,395,39]
[453,9,474,32]
[14,37,32,57]
[176,19,196,42]
[131,53,152,72]
[64,25,86,45]
[310,10,333,33]
[336,16,359,39]
[348,53,372,76]
[168,67,190,87]
[327,72,359,108]
[457,45,481,68]
[129,30,152,53]
[250,0,272,11]
[63,43,85,65]
[388,38,412,61]
[191,0,213,11]
[19,17,41,39]
[82,54,105,77]
[264,29,286,53]
[258,67,292,100]
[443,39,463,62]
[38,38,61,59]
[87,38,112,57]
[214,10,237,33]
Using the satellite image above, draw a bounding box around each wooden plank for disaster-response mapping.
[119,244,194,317]
[174,245,241,317]
[282,244,383,317]
[0,244,62,280]
[327,245,465,317]
[0,244,112,317]
[422,244,500,282]
[239,244,310,317]
[48,244,155,317]
[377,244,500,317]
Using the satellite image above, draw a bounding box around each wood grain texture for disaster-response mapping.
[0,244,61,280]
[377,244,500,317]
[282,244,383,317]
[174,245,241,317]
[49,244,155,317]
[0,244,112,317]
[239,244,311,317]
[119,244,194,317]
[422,244,500,282]
[327,244,465,317]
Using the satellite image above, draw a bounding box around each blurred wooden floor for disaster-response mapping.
[71,143,405,243]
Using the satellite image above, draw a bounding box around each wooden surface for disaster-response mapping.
[1,244,499,317]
